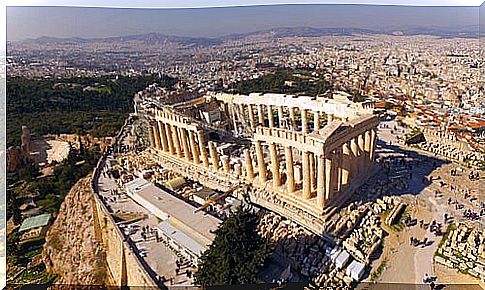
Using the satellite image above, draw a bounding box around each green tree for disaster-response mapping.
[194,206,271,287]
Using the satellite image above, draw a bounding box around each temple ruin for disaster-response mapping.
[145,92,379,234]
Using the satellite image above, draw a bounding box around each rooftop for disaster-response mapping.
[125,178,221,246]
[157,221,206,257]
[19,213,51,232]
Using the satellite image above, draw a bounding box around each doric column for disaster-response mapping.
[221,156,231,173]
[325,154,334,202]
[158,122,169,152]
[165,124,175,154]
[189,131,200,164]
[269,143,281,187]
[314,112,320,131]
[244,149,254,180]
[153,122,162,149]
[238,104,246,127]
[197,131,210,168]
[209,141,220,171]
[234,163,242,176]
[278,106,284,128]
[302,151,311,199]
[172,126,183,158]
[180,128,191,162]
[335,148,343,192]
[289,107,296,130]
[267,105,274,128]
[327,114,334,124]
[257,104,264,125]
[350,137,359,177]
[317,155,326,208]
[364,130,371,166]
[370,128,377,162]
[301,108,308,134]
[230,104,238,132]
[255,141,267,182]
[149,125,156,148]
[357,134,365,173]
[341,142,351,187]
[248,104,255,130]
[309,153,316,191]
[285,146,295,193]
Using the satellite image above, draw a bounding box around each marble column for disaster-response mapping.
[165,124,175,155]
[370,128,377,162]
[309,153,316,191]
[234,163,242,176]
[238,104,246,126]
[317,155,326,208]
[301,108,308,134]
[255,141,267,182]
[189,131,200,164]
[269,143,281,187]
[285,146,295,193]
[230,105,238,133]
[350,137,359,177]
[278,106,284,128]
[172,126,183,158]
[289,107,296,130]
[180,129,191,162]
[244,149,254,181]
[248,104,255,130]
[302,150,311,199]
[197,131,210,168]
[149,125,156,148]
[209,141,219,171]
[335,148,343,192]
[357,134,365,173]
[325,154,334,201]
[221,156,230,173]
[153,122,162,149]
[314,112,320,131]
[267,105,274,128]
[341,142,351,187]
[257,104,264,125]
[158,122,169,152]
[364,130,371,166]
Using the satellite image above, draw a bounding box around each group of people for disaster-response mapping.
[423,273,438,289]
[175,258,192,278]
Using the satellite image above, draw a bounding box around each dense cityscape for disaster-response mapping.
[4,4,485,290]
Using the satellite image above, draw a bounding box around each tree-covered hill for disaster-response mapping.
[7,74,177,147]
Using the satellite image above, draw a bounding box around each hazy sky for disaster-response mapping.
[7,4,479,41]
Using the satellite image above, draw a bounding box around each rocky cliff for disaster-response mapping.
[43,175,107,285]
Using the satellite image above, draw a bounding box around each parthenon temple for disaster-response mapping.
[146,92,379,233]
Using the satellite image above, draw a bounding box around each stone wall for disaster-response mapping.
[89,116,160,288]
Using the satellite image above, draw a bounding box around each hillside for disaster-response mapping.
[43,175,107,285]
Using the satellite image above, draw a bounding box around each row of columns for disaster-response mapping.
[229,103,338,134]
[242,129,377,208]
[150,119,377,210]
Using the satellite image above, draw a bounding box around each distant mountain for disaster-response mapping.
[21,32,223,46]
[225,27,376,39]
[23,36,90,45]
[226,25,479,39]
[98,32,223,46]
[18,24,479,47]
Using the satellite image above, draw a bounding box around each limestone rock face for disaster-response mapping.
[43,176,107,285]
